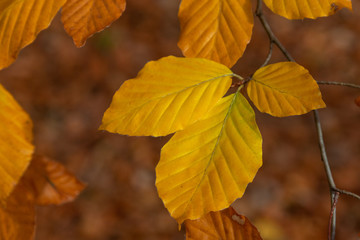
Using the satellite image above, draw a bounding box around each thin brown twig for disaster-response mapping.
[313,111,336,189]
[333,188,360,201]
[314,110,337,240]
[255,0,294,62]
[328,192,340,240]
[317,81,360,89]
[260,40,274,67]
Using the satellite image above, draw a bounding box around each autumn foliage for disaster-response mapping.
[0,0,358,239]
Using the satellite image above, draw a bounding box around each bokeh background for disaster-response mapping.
[0,0,360,239]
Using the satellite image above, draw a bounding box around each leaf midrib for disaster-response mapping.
[116,73,233,121]
[180,91,238,220]
[252,77,303,100]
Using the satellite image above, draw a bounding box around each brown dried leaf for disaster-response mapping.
[0,155,85,239]
[185,207,263,240]
[21,156,86,205]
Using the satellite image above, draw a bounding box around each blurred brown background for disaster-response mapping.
[0,0,359,239]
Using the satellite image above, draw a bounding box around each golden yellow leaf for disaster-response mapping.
[61,0,126,47]
[156,92,262,224]
[0,84,34,205]
[0,0,66,70]
[100,56,233,136]
[247,62,326,117]
[263,0,352,19]
[178,0,253,68]
[185,207,263,240]
[0,180,35,240]
[21,156,85,205]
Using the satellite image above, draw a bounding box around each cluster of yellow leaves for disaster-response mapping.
[101,55,325,226]
[0,84,85,240]
[0,0,126,70]
[100,0,351,235]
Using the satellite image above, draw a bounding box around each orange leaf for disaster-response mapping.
[0,156,84,239]
[0,0,66,70]
[185,207,263,240]
[0,180,35,240]
[21,156,86,205]
[61,0,126,47]
[178,0,253,67]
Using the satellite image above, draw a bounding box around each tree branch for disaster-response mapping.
[255,0,294,62]
[255,2,360,239]
[313,111,336,189]
[317,81,360,89]
[328,192,340,240]
[260,40,273,68]
[254,1,358,239]
[333,188,360,201]
[313,110,337,240]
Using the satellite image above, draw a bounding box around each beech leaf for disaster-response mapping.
[263,0,352,19]
[0,180,35,240]
[178,0,253,68]
[21,156,86,205]
[185,207,263,240]
[156,92,262,224]
[61,0,126,47]
[0,84,34,205]
[0,0,66,70]
[0,155,84,240]
[100,56,233,136]
[247,62,326,117]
